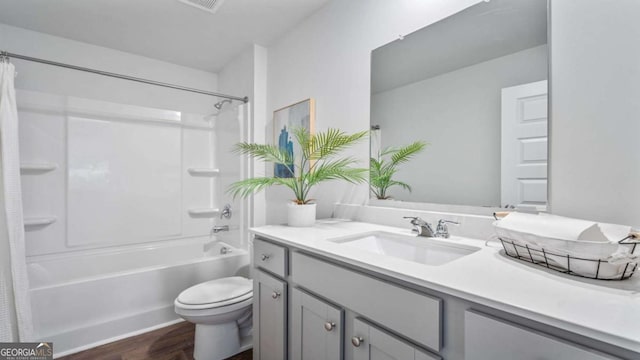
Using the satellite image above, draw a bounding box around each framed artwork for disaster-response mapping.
[273,98,315,178]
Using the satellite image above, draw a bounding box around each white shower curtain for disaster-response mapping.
[0,61,33,341]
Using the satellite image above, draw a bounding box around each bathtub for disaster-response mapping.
[26,237,250,357]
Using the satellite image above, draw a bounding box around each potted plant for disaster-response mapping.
[228,127,368,226]
[370,140,427,200]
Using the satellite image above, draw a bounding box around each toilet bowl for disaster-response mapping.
[175,276,253,360]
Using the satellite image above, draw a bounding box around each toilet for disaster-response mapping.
[174,276,253,360]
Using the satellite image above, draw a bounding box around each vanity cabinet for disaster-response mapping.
[252,236,629,360]
[291,288,343,359]
[351,318,440,360]
[252,237,441,359]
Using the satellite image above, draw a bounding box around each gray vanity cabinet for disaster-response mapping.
[252,236,630,360]
[291,288,344,359]
[350,318,440,360]
[253,269,287,360]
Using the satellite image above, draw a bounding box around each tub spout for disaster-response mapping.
[210,225,229,237]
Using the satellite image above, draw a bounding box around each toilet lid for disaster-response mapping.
[177,276,252,306]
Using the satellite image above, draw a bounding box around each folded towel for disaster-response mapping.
[496,212,609,242]
[598,222,633,242]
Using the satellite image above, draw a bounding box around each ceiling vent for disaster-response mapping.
[177,0,226,14]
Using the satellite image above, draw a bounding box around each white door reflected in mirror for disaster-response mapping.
[501,80,548,211]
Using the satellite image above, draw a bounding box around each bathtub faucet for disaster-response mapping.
[210,225,229,237]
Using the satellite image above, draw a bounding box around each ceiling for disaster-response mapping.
[0,0,330,72]
[372,0,548,94]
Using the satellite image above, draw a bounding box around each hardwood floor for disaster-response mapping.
[58,322,252,360]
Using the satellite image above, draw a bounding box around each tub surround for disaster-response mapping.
[250,219,640,357]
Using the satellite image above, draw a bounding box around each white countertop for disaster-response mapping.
[250,219,640,354]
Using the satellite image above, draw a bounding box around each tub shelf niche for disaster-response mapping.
[20,162,58,174]
[24,217,57,229]
[187,168,220,177]
[188,208,220,218]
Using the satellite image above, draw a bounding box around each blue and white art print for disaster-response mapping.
[273,99,315,178]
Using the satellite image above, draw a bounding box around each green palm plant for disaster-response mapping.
[370,140,427,199]
[228,127,368,204]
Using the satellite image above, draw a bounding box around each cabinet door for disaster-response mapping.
[350,318,440,360]
[292,288,343,360]
[465,310,620,360]
[254,270,287,360]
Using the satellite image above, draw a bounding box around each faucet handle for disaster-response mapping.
[404,216,435,236]
[220,204,232,219]
[403,216,425,225]
[436,219,459,238]
[437,219,459,226]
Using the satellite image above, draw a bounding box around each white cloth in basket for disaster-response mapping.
[496,212,608,242]
[493,213,637,279]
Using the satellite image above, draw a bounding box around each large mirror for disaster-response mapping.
[370,0,548,210]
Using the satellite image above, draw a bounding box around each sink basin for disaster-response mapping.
[331,231,480,266]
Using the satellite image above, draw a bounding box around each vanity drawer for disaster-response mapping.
[254,238,288,278]
[464,310,620,360]
[291,252,442,352]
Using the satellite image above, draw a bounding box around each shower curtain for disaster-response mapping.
[0,61,33,341]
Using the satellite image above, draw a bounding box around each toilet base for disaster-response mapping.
[194,322,240,360]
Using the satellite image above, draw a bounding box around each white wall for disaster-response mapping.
[216,44,269,247]
[549,0,640,227]
[266,0,482,224]
[0,24,217,113]
[372,45,548,206]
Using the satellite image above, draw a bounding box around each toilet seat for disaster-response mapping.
[175,276,252,311]
[175,295,252,319]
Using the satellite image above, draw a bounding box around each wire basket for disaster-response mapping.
[494,213,640,281]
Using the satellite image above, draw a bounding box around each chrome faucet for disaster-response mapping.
[435,219,459,239]
[404,217,459,238]
[404,217,436,237]
[210,225,229,237]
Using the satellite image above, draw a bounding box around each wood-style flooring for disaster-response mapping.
[58,322,252,360]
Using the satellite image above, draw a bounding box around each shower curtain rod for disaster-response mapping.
[1,51,248,103]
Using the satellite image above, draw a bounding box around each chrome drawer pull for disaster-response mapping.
[261,254,270,261]
[324,322,335,331]
[351,336,364,347]
[271,291,281,299]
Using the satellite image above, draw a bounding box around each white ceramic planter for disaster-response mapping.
[287,203,316,227]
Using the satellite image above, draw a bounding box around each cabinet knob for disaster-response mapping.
[351,336,364,347]
[324,322,335,331]
[261,254,270,261]
[271,291,281,299]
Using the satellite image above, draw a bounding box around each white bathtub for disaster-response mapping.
[26,237,250,357]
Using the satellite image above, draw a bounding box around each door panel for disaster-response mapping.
[351,318,440,360]
[292,288,343,360]
[254,270,287,360]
